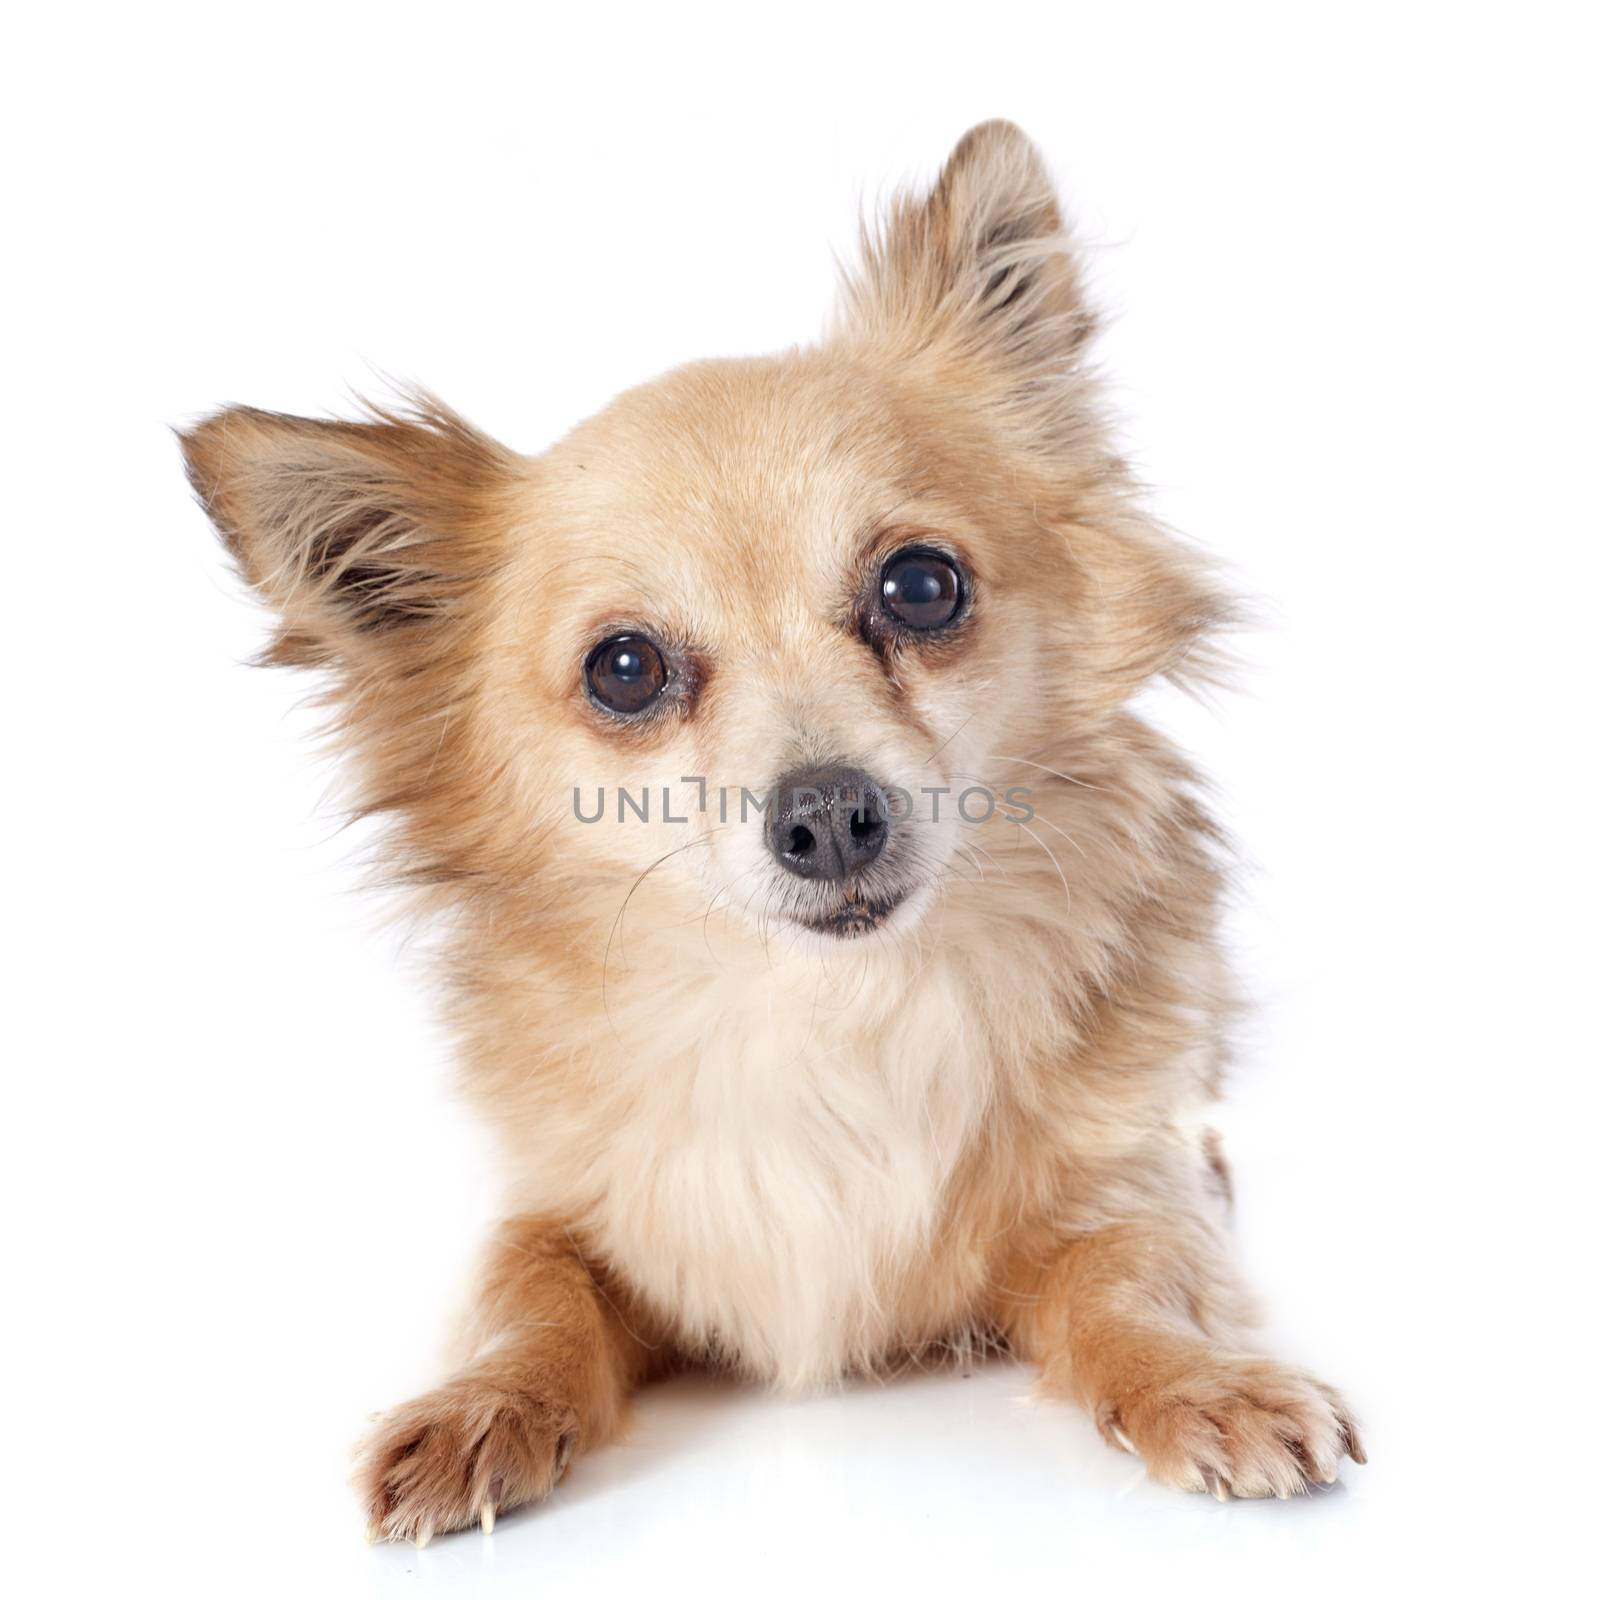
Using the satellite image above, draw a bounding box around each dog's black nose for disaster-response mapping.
[766,764,890,882]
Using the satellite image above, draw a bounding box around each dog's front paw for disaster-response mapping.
[1097,1351,1365,1499]
[357,1375,579,1544]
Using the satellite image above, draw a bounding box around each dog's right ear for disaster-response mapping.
[179,395,517,669]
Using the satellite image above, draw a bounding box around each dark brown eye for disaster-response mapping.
[880,549,964,630]
[585,634,667,715]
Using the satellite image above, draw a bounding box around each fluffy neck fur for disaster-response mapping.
[446,710,1227,1388]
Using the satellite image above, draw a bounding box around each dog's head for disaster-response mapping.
[182,123,1224,963]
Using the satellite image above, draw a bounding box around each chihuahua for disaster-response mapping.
[182,121,1361,1540]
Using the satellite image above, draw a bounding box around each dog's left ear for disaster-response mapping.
[837,121,1093,417]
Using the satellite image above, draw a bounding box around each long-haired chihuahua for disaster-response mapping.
[182,120,1361,1542]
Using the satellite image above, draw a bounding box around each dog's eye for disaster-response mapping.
[585,634,668,715]
[880,550,964,630]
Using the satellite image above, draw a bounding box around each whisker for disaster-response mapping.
[921,682,994,770]
[1014,820,1072,914]
[1026,809,1089,861]
[701,860,761,960]
[987,753,1105,792]
[601,832,717,1033]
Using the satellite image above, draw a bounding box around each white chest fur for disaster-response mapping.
[510,953,992,1389]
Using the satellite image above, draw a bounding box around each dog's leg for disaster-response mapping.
[357,1217,658,1543]
[996,1216,1363,1498]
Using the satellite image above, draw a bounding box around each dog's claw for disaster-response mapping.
[416,1525,433,1550]
[481,1501,496,1535]
[1110,1424,1136,1455]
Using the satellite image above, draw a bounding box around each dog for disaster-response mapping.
[181,120,1362,1541]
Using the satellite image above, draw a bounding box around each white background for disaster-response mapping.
[6,4,1597,1595]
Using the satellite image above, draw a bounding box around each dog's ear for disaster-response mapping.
[179,395,516,668]
[837,121,1094,420]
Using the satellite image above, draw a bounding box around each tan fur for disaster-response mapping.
[181,121,1360,1540]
